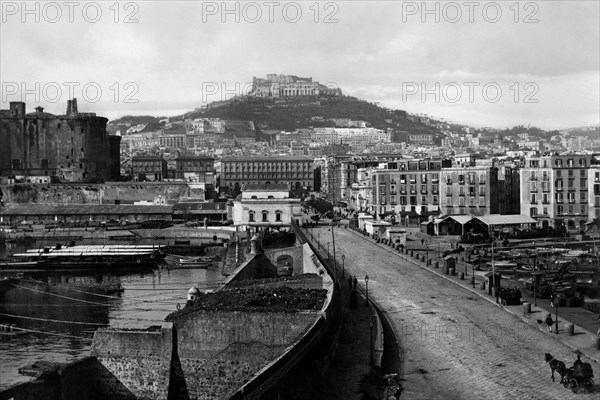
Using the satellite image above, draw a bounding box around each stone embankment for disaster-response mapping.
[0,182,191,204]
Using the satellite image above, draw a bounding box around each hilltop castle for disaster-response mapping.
[250,74,342,98]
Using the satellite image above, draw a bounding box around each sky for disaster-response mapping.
[1,0,599,130]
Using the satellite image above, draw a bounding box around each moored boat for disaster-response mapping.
[7,244,166,270]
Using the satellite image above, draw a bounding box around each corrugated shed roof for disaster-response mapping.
[474,215,537,226]
[0,204,173,215]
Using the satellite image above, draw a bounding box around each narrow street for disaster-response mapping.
[309,225,598,400]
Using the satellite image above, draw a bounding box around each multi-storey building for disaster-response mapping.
[220,156,314,193]
[370,159,446,219]
[175,156,214,181]
[0,100,120,182]
[590,163,600,220]
[440,166,500,216]
[132,156,167,181]
[521,153,597,230]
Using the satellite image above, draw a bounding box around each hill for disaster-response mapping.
[173,95,437,133]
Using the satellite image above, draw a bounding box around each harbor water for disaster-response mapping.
[0,241,226,390]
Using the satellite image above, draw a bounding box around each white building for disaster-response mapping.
[232,183,303,229]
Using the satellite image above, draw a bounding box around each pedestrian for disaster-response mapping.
[501,289,508,306]
[494,286,500,304]
[545,313,554,332]
[352,276,358,290]
[550,293,556,308]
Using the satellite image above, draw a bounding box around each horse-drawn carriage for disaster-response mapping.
[545,353,594,393]
[562,362,594,393]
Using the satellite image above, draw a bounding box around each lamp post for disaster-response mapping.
[554,299,559,334]
[330,221,337,282]
[342,254,345,279]
[365,275,369,305]
[533,250,537,307]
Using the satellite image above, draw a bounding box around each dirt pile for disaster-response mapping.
[166,286,327,320]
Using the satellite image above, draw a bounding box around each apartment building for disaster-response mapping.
[521,153,597,230]
[439,166,500,216]
[370,159,446,218]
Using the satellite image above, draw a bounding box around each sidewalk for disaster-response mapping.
[348,227,600,364]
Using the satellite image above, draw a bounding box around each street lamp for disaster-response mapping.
[365,275,369,305]
[532,250,538,307]
[342,254,345,279]
[554,298,559,334]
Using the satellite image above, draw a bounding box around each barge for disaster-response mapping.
[4,244,166,271]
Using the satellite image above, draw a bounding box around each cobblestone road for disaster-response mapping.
[312,227,598,400]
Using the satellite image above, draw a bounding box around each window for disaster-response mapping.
[478,197,486,206]
[580,205,586,214]
[542,193,549,204]
[530,207,537,217]
[530,193,537,204]
[469,186,475,196]
[542,207,548,216]
[557,205,564,215]
[262,211,268,222]
[530,181,537,191]
[249,211,255,222]
[12,159,21,169]
[542,182,550,192]
[567,192,575,203]
[276,210,282,222]
[41,159,49,169]
[459,197,465,206]
[421,195,427,204]
[478,187,486,196]
[542,171,549,181]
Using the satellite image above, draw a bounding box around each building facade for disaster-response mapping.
[132,156,167,181]
[439,166,500,216]
[521,153,598,230]
[231,183,303,229]
[370,159,445,218]
[220,156,314,193]
[175,156,215,181]
[0,99,120,182]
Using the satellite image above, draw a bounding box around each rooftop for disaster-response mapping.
[221,156,312,162]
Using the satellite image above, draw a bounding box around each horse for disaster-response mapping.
[545,353,567,383]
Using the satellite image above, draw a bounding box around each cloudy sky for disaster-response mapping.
[1,1,599,129]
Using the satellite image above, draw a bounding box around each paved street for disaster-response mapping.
[309,225,598,400]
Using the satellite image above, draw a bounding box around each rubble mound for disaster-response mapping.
[166,286,327,320]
